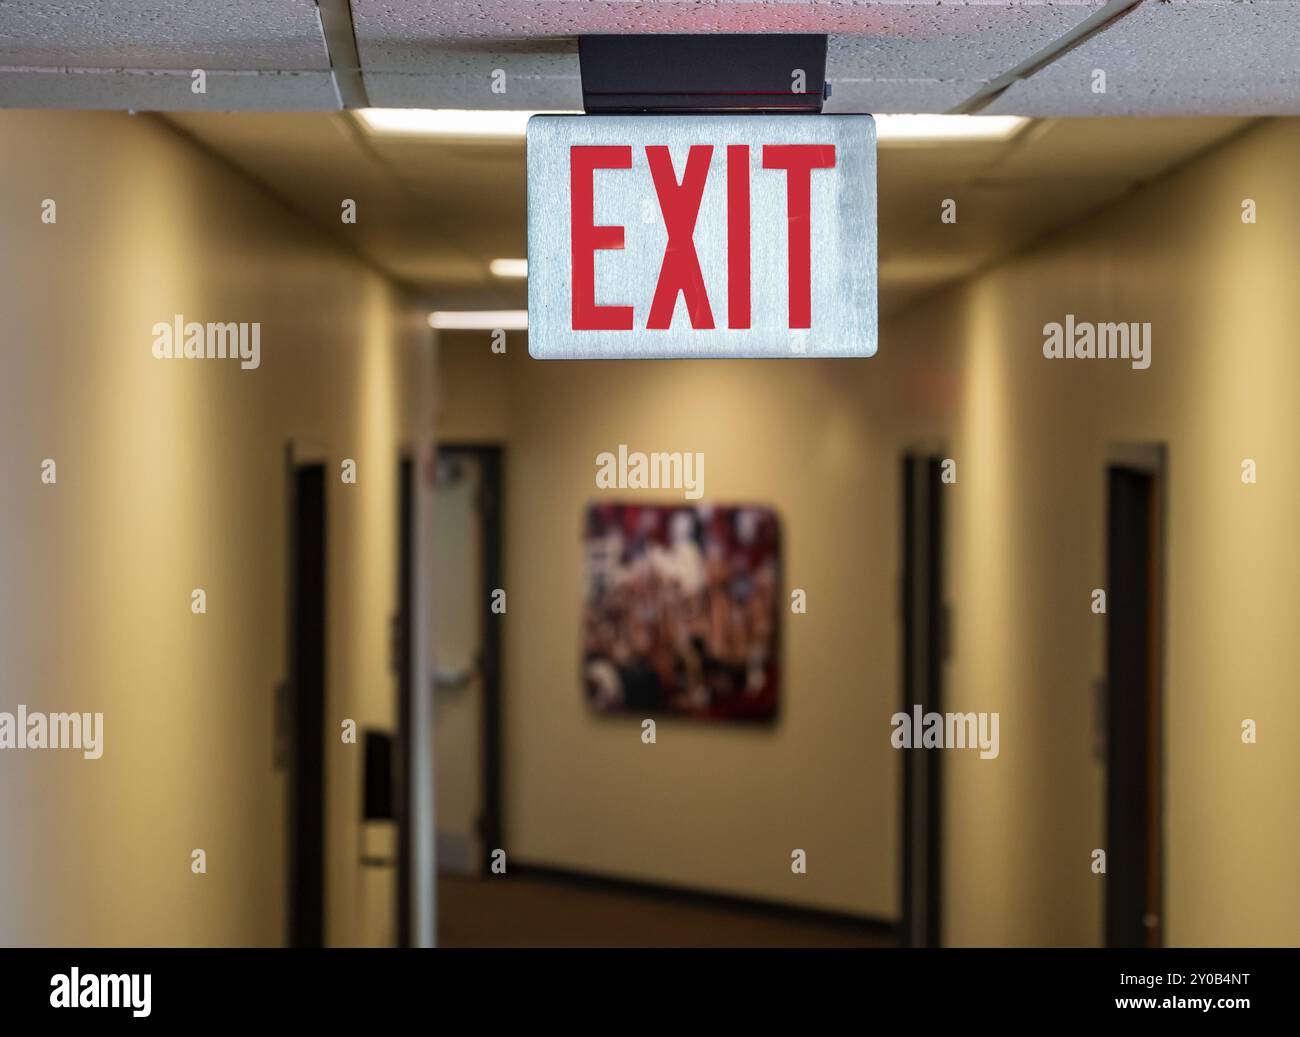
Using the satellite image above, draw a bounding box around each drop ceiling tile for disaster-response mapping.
[986,1,1300,116]
[0,0,331,72]
[0,69,339,112]
[825,5,1105,82]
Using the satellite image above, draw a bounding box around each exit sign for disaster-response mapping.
[526,114,877,359]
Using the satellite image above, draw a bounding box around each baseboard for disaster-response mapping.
[509,861,899,941]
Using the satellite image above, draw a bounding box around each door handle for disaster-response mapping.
[433,668,474,692]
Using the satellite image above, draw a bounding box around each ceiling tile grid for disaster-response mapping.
[351,0,1104,52]
[351,0,1109,114]
[0,2,1295,118]
[0,68,340,112]
[823,78,984,114]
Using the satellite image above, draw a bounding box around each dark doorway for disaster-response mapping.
[395,455,414,947]
[899,454,946,948]
[287,461,327,948]
[1105,456,1165,948]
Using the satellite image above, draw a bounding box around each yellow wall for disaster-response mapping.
[0,109,430,946]
[439,118,1300,944]
[897,117,1300,947]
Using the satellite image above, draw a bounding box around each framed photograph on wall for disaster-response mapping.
[582,503,780,721]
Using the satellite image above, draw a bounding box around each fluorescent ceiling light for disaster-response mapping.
[361,109,1025,145]
[428,310,528,331]
[489,258,528,279]
[874,114,1028,144]
[357,108,571,139]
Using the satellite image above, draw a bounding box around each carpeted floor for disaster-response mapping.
[437,872,895,948]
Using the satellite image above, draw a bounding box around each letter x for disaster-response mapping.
[646,145,715,330]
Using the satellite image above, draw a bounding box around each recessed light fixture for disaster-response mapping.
[874,114,1028,144]
[356,108,575,139]
[428,310,528,331]
[489,258,528,279]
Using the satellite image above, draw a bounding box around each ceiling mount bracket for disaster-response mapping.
[578,34,828,115]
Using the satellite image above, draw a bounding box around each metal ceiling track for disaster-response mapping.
[317,0,369,109]
[952,0,1145,114]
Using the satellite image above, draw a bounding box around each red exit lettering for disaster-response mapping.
[569,143,836,333]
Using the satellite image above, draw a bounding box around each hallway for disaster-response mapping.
[0,3,1298,967]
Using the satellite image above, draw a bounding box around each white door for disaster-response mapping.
[432,451,485,874]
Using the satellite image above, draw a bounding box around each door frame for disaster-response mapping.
[899,449,947,948]
[284,447,328,948]
[1103,443,1167,948]
[395,453,415,946]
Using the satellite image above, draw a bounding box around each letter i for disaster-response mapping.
[727,144,751,329]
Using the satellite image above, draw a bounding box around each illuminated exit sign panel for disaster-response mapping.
[526,114,877,359]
